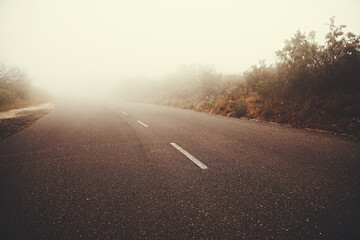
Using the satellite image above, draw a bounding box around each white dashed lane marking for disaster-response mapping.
[170,142,208,170]
[137,120,149,128]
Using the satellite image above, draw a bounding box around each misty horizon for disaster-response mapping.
[1,0,360,97]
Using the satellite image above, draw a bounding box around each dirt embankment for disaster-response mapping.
[188,87,360,138]
[0,103,54,140]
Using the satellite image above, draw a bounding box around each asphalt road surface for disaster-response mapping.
[1,100,359,239]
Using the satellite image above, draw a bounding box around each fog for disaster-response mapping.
[0,0,359,98]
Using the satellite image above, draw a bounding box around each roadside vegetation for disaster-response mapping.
[0,63,51,112]
[118,18,360,136]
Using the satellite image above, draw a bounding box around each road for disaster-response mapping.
[1,100,359,239]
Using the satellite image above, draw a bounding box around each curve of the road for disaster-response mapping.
[1,100,359,239]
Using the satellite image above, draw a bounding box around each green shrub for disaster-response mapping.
[264,109,274,119]
[208,95,215,105]
[257,103,264,114]
[0,88,17,106]
[230,99,247,117]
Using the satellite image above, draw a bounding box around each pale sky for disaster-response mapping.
[0,0,359,96]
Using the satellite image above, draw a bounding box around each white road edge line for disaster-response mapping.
[170,142,208,170]
[137,120,149,128]
[121,111,128,115]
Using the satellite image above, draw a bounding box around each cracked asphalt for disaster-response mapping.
[0,100,359,239]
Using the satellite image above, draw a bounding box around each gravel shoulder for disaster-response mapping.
[0,102,54,140]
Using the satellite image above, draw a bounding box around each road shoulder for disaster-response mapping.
[0,102,54,140]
